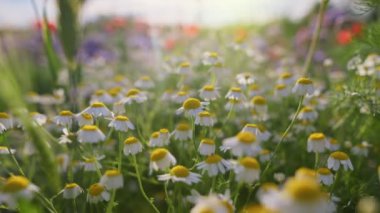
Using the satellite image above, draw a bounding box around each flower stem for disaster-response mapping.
[132,155,160,213]
[165,181,175,212]
[314,152,320,170]
[302,0,329,76]
[261,96,304,179]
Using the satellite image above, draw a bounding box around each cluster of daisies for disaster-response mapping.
[0,43,377,213]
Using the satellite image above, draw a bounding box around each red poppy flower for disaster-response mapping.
[336,30,352,45]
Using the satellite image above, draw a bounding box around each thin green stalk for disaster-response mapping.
[7,147,25,176]
[165,181,175,212]
[132,155,160,213]
[302,0,329,76]
[117,132,123,171]
[106,190,116,213]
[261,96,304,178]
[314,152,320,170]
[190,117,200,162]
[37,192,58,213]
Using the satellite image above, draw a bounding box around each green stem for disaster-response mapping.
[132,155,160,213]
[302,0,329,76]
[37,192,58,213]
[7,147,25,176]
[261,96,304,179]
[314,152,320,170]
[118,132,123,171]
[165,181,175,212]
[106,190,116,213]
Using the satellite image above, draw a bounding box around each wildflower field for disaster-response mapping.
[1,0,380,212]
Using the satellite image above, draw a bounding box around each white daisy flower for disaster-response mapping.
[158,128,170,145]
[307,133,327,153]
[233,157,260,184]
[250,96,268,119]
[195,111,216,127]
[317,168,334,186]
[294,167,317,180]
[259,149,271,163]
[0,112,13,129]
[161,89,174,101]
[172,91,191,104]
[325,138,340,151]
[149,131,162,147]
[236,72,255,87]
[158,165,201,185]
[298,107,318,121]
[1,176,39,208]
[176,98,207,117]
[196,154,231,177]
[351,141,370,157]
[56,154,70,173]
[149,148,176,174]
[75,113,94,126]
[91,90,113,104]
[82,155,105,172]
[275,84,290,98]
[30,112,47,126]
[77,125,105,143]
[82,102,113,118]
[100,169,124,190]
[198,138,216,156]
[225,99,245,111]
[177,61,192,74]
[261,178,329,213]
[278,72,295,86]
[53,110,74,127]
[190,194,234,213]
[202,51,221,66]
[225,87,245,100]
[248,84,263,97]
[171,122,192,141]
[327,151,353,171]
[134,76,155,89]
[199,85,220,101]
[87,183,110,203]
[221,132,261,157]
[292,77,314,96]
[122,88,148,105]
[63,183,83,199]
[0,146,15,155]
[123,136,143,156]
[108,115,135,132]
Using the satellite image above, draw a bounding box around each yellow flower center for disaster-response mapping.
[260,182,277,192]
[222,201,234,213]
[150,148,168,161]
[91,102,106,108]
[301,107,313,113]
[85,157,97,163]
[243,204,273,213]
[231,87,242,93]
[115,115,129,121]
[245,123,258,128]
[81,113,93,120]
[330,151,349,160]
[176,123,190,131]
[250,84,260,91]
[124,137,139,145]
[237,132,256,144]
[95,90,105,96]
[205,154,222,164]
[280,72,293,79]
[209,52,218,58]
[295,167,316,179]
[214,62,223,68]
[317,168,332,175]
[114,75,124,82]
[65,183,79,189]
[160,128,169,134]
[151,132,160,138]
[252,96,266,105]
[88,183,104,196]
[198,111,211,117]
[183,98,201,110]
[329,138,338,144]
[260,149,270,155]
[297,78,313,85]
[309,133,326,141]
[198,208,215,213]
[201,138,215,145]
[170,165,190,177]
[275,84,286,90]
[126,88,141,97]
[140,75,151,81]
[0,112,10,119]
[0,146,7,150]
[239,157,260,169]
[179,62,190,68]
[60,110,73,116]
[105,169,121,177]
[229,99,241,104]
[177,91,188,96]
[3,176,30,193]
[285,178,321,202]
[82,125,98,131]
[203,85,215,91]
